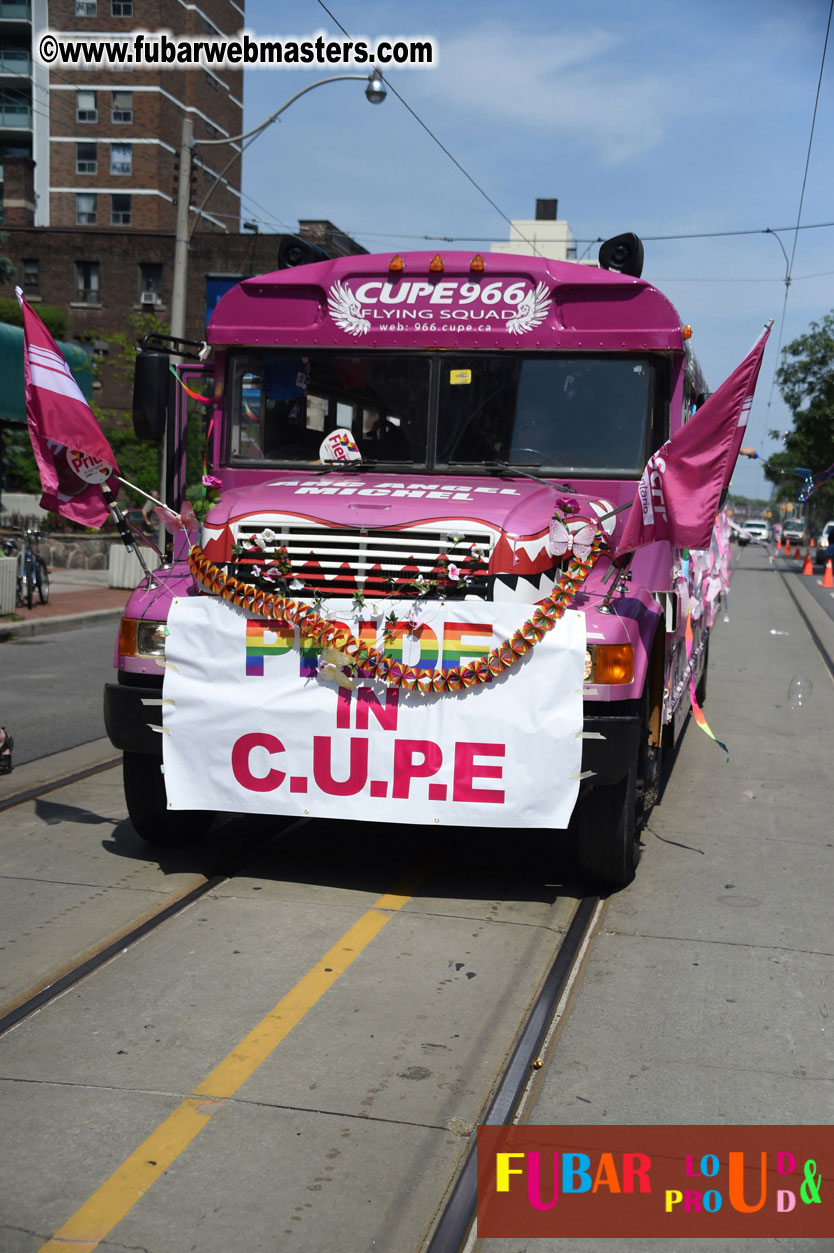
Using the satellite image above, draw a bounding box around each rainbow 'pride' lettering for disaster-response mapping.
[244,617,489,677]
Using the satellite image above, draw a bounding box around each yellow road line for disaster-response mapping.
[40,873,421,1252]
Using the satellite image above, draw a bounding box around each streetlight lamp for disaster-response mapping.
[169,71,387,343]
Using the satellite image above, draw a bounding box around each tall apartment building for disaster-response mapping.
[1,0,244,238]
[0,4,370,417]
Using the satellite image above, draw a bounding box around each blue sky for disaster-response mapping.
[238,0,833,500]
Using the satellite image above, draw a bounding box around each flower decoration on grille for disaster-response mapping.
[548,496,597,563]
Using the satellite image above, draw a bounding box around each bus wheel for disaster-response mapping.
[123,752,216,845]
[574,765,639,891]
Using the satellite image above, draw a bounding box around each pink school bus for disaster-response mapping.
[105,238,719,889]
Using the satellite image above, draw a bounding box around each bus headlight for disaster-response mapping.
[585,644,634,685]
[118,617,167,659]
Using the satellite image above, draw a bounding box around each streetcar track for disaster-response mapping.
[779,564,834,681]
[0,814,309,1038]
[425,894,602,1253]
[0,756,122,813]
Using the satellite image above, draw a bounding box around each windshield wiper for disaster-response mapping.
[447,461,580,489]
[315,459,379,472]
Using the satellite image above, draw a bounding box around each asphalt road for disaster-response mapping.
[0,621,118,766]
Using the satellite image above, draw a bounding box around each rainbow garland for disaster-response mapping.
[187,536,607,694]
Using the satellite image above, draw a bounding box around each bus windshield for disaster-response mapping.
[227,350,658,476]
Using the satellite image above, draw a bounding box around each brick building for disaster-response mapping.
[0,2,366,413]
[1,214,366,409]
[1,0,245,234]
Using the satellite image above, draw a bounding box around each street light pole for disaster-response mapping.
[170,114,194,348]
[169,72,386,345]
[160,72,385,516]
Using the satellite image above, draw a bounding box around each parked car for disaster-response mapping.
[814,520,834,567]
[738,518,770,545]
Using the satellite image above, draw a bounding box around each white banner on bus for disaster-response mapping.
[161,596,586,829]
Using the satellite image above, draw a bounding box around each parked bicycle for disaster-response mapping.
[7,527,49,609]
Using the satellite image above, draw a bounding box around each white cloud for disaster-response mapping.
[419,23,677,162]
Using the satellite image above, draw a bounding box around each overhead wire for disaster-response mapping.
[313,0,544,257]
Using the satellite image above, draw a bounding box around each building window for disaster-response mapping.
[111,194,131,225]
[112,91,133,123]
[76,193,97,225]
[112,0,133,13]
[110,143,131,175]
[75,261,100,304]
[76,0,97,14]
[205,70,222,91]
[139,262,163,306]
[22,258,39,295]
[76,142,97,174]
[76,91,97,123]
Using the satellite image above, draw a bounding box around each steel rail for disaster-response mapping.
[424,894,603,1253]
[0,756,122,813]
[0,815,308,1037]
[779,566,834,682]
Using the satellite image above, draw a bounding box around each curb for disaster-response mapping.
[0,605,125,642]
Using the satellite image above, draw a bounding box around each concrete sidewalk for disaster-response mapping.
[0,568,131,640]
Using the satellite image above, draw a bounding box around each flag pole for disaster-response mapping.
[102,485,159,589]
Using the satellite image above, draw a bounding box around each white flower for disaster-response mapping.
[289,578,304,591]
[448,563,461,581]
[260,528,278,544]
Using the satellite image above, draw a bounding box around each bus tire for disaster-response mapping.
[123,751,216,846]
[574,765,639,891]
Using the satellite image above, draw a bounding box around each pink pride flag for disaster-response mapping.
[16,286,119,528]
[616,320,772,556]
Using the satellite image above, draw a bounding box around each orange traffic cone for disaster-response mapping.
[810,537,815,548]
[796,545,803,561]
[776,537,782,551]
[802,551,813,575]
[785,539,792,556]
[823,559,834,589]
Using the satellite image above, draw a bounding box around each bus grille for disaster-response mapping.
[231,519,494,599]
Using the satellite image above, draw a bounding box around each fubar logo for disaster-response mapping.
[477,1125,832,1239]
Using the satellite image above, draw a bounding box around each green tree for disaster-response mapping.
[0,296,67,338]
[764,310,834,529]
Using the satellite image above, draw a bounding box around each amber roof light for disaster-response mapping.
[388,254,404,272]
[470,254,485,272]
[429,254,444,272]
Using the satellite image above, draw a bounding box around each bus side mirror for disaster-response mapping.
[599,233,644,278]
[132,351,172,441]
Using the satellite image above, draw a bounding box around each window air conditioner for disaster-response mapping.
[140,291,158,306]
